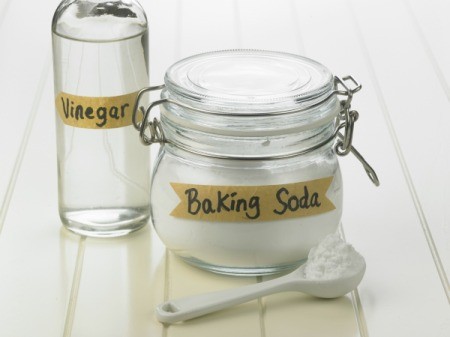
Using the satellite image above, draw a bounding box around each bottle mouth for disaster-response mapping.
[52,0,148,42]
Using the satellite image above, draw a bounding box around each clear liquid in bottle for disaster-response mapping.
[52,1,150,237]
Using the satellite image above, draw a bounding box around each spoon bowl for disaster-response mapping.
[285,260,366,298]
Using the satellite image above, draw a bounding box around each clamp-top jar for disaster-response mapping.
[134,50,378,276]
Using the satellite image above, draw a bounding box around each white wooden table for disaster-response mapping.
[0,0,449,336]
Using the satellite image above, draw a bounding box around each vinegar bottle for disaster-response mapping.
[51,0,150,237]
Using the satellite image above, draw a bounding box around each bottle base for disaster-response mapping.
[61,207,149,238]
[180,256,306,277]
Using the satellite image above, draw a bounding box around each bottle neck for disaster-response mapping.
[52,0,147,41]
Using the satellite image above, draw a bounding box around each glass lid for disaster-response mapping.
[164,50,334,113]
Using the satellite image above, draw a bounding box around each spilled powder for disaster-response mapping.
[303,233,365,280]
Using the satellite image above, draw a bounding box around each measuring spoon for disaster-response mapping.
[156,259,366,324]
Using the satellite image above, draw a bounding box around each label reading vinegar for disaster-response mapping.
[170,177,336,222]
[55,91,139,129]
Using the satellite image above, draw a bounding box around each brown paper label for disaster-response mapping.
[170,177,336,222]
[55,91,139,129]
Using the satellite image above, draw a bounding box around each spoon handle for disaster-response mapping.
[156,275,293,324]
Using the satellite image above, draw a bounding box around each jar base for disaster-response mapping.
[60,207,149,238]
[180,256,306,277]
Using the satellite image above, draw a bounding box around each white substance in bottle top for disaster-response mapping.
[303,233,365,280]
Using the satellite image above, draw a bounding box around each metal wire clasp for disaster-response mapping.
[334,76,379,186]
[334,75,361,156]
[132,85,167,145]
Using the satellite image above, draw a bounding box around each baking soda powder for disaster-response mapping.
[303,233,365,280]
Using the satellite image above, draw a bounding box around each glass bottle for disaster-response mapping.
[52,0,150,237]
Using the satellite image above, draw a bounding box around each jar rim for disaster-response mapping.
[164,49,334,114]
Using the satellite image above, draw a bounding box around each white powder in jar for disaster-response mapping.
[303,233,365,280]
[151,149,343,270]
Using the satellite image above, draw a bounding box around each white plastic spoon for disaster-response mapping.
[156,259,366,324]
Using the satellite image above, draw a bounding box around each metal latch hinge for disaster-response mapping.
[334,76,379,186]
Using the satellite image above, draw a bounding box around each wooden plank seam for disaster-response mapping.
[257,276,267,337]
[0,54,51,237]
[340,224,370,337]
[162,249,171,337]
[347,0,450,303]
[403,0,450,102]
[0,0,12,30]
[62,236,86,337]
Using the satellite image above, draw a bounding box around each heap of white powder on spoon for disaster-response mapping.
[303,233,365,280]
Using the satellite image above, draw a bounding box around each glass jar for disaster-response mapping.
[134,50,378,275]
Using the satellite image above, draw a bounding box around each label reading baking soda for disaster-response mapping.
[55,91,140,129]
[170,177,336,222]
